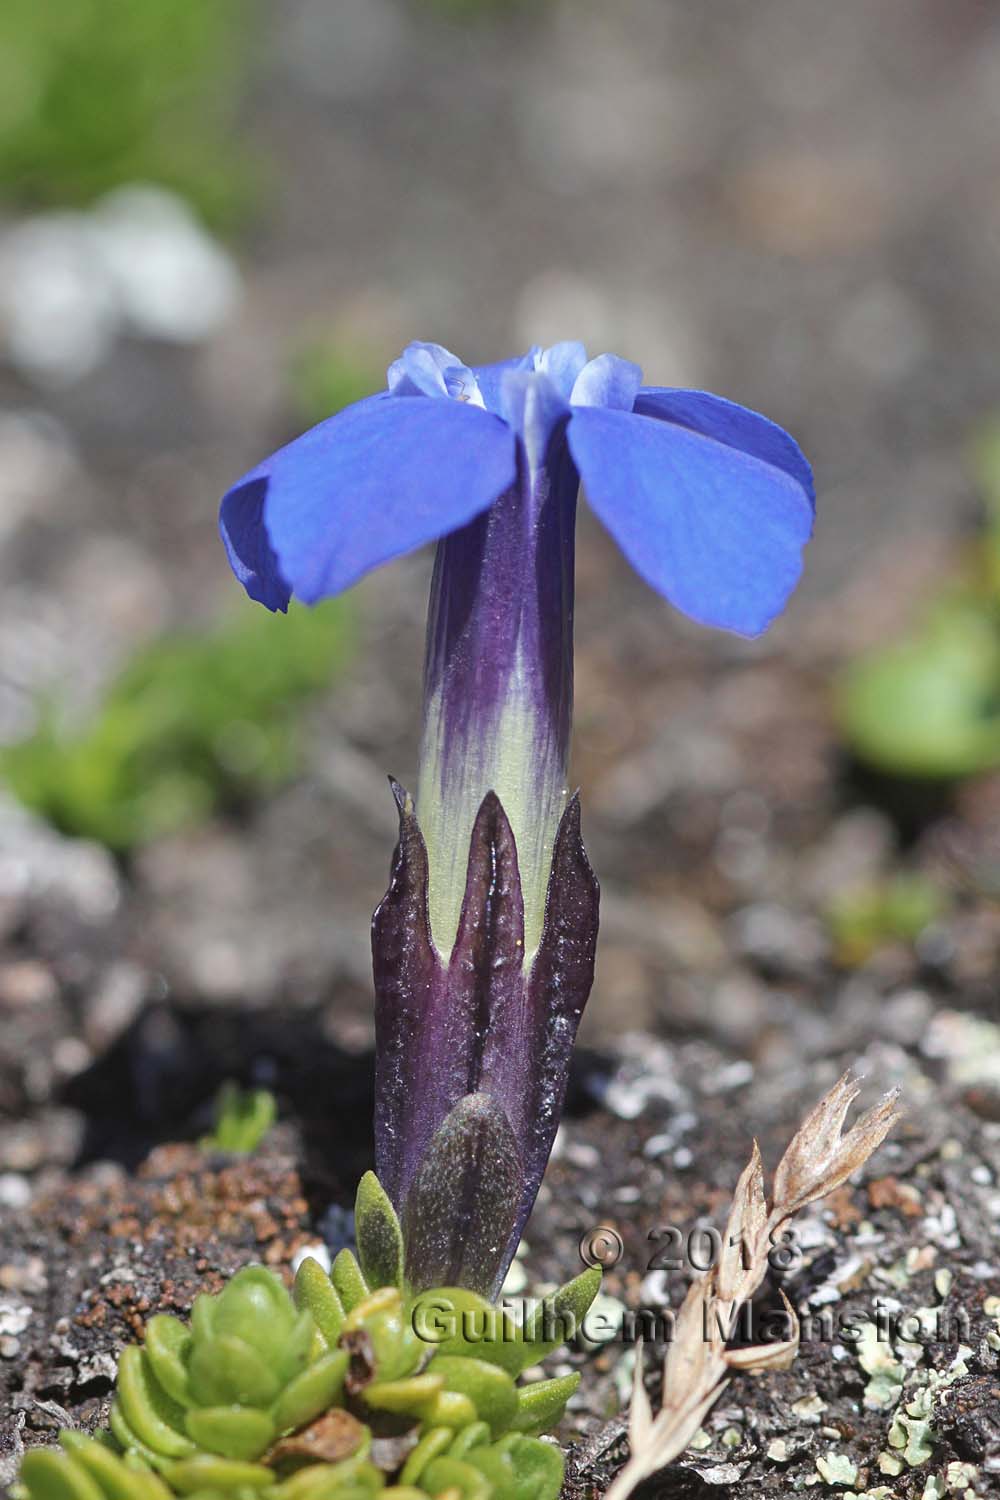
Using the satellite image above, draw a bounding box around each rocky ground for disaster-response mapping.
[2,1009,999,1497]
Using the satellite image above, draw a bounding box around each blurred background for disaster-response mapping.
[1,0,999,1173]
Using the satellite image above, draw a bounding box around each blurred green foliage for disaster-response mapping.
[201,1081,277,1154]
[838,599,1000,777]
[980,422,1000,596]
[0,0,255,226]
[0,601,352,851]
[289,342,384,428]
[826,874,946,967]
[838,422,1000,778]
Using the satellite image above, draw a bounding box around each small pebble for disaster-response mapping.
[565,1141,600,1170]
[0,961,59,1009]
[792,1393,827,1422]
[702,1059,754,1094]
[580,1292,627,1347]
[816,1451,858,1486]
[291,1242,331,1276]
[0,1175,31,1209]
[692,1463,745,1485]
[52,1037,91,1077]
[0,1301,31,1331]
[0,1257,45,1293]
[501,1260,527,1296]
[639,1270,670,1306]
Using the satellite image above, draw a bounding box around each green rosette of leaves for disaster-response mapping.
[15,1174,600,1500]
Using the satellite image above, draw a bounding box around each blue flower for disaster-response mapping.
[222,339,814,957]
[220,338,814,639]
[220,340,815,1293]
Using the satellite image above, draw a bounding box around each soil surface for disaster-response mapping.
[3,1009,1000,1497]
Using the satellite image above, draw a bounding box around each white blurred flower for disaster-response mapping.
[91,186,241,343]
[0,185,241,386]
[0,214,120,386]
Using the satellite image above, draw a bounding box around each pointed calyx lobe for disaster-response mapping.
[372,782,599,1297]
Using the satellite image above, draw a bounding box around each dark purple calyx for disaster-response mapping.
[372,782,599,1296]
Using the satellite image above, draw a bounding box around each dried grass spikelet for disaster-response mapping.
[606,1071,900,1500]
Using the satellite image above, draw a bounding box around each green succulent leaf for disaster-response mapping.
[509,1372,580,1434]
[189,1294,216,1346]
[273,1457,379,1500]
[273,1312,315,1387]
[58,1435,172,1500]
[19,1452,107,1500]
[521,1265,601,1354]
[410,1265,599,1380]
[293,1259,345,1350]
[117,1349,196,1459]
[330,1251,369,1315]
[162,1457,276,1494]
[109,1402,173,1472]
[143,1318,194,1410]
[342,1289,421,1383]
[416,1391,479,1430]
[398,1427,454,1486]
[202,1083,277,1155]
[361,1372,443,1415]
[408,1288,523,1374]
[187,1335,282,1410]
[426,1358,517,1437]
[183,1408,276,1463]
[354,1172,404,1292]
[419,1456,491,1500]
[212,1269,297,1353]
[269,1351,348,1434]
[467,1434,565,1500]
[141,1320,196,1410]
[443,1422,492,1460]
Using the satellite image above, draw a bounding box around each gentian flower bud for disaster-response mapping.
[220,339,814,1293]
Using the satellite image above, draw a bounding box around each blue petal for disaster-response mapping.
[568,405,814,636]
[387,341,478,401]
[225,395,517,605]
[571,353,643,412]
[634,388,815,505]
[219,476,292,612]
[499,369,569,470]
[536,341,588,399]
[472,350,539,413]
